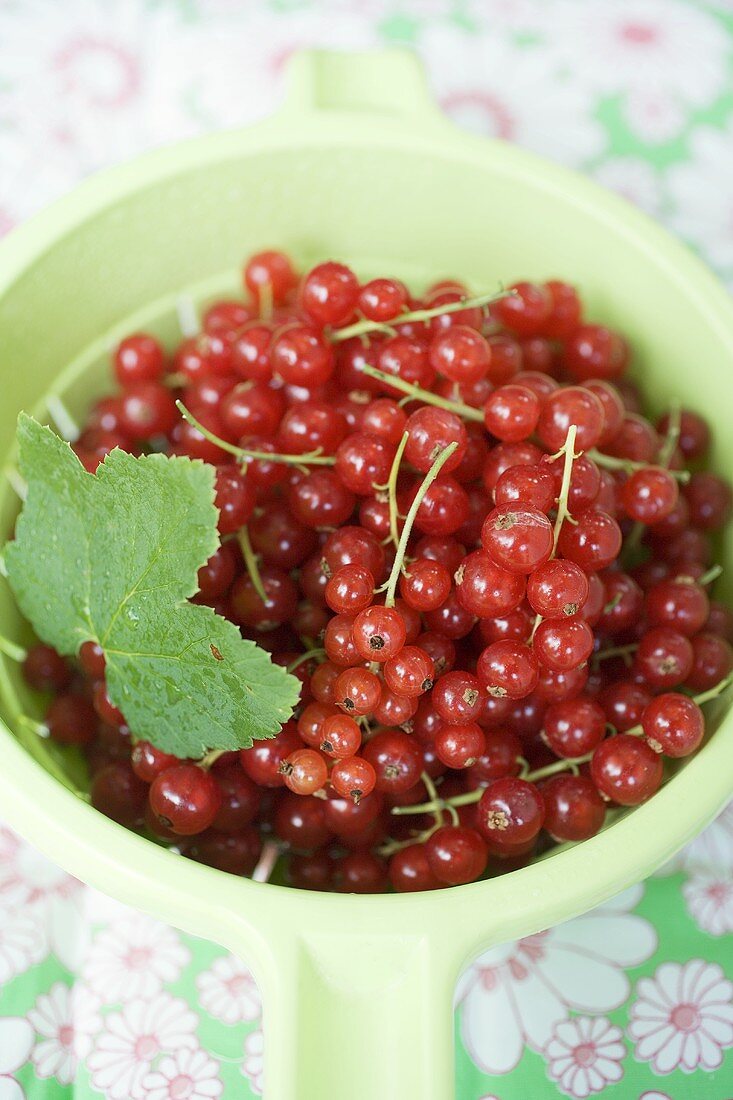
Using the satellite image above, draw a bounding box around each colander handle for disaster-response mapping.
[282,48,445,123]
[258,929,459,1099]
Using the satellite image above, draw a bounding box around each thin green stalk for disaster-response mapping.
[552,425,579,552]
[592,642,638,666]
[287,648,326,673]
[658,401,681,468]
[238,526,268,604]
[0,636,28,663]
[386,431,409,549]
[359,365,484,422]
[384,442,459,607]
[589,448,690,482]
[177,402,334,469]
[331,286,513,343]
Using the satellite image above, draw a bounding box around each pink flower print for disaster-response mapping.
[241,1028,264,1096]
[0,904,47,982]
[628,959,733,1074]
[83,913,190,1003]
[0,1017,34,1099]
[87,993,198,1100]
[683,871,733,937]
[544,1016,625,1097]
[196,955,261,1026]
[0,826,80,910]
[457,885,655,1075]
[28,982,102,1085]
[51,35,140,110]
[141,1046,223,1100]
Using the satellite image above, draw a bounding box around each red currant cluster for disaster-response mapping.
[19,251,733,893]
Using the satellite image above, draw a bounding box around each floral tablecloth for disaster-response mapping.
[1,1,733,1097]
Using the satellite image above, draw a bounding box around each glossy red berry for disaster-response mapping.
[591,735,663,805]
[425,825,488,886]
[641,693,705,758]
[119,382,178,440]
[477,777,545,847]
[22,644,72,693]
[300,261,359,327]
[352,605,407,663]
[455,549,526,618]
[319,713,362,759]
[362,730,422,796]
[383,646,435,698]
[45,694,98,745]
[477,640,539,700]
[620,466,678,525]
[281,748,328,795]
[435,722,485,769]
[633,626,694,689]
[131,740,180,783]
[543,696,607,758]
[527,560,589,618]
[389,844,440,892]
[564,324,628,381]
[271,325,334,387]
[92,762,148,828]
[493,282,551,336]
[494,464,556,512]
[542,775,605,842]
[114,333,165,385]
[244,250,297,304]
[484,384,540,443]
[557,509,622,572]
[429,326,491,384]
[330,756,377,803]
[533,617,594,672]
[149,765,222,836]
[405,407,467,474]
[481,504,554,574]
[358,278,408,322]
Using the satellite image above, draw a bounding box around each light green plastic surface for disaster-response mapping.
[1,49,733,1100]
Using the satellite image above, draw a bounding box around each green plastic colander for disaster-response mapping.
[1,49,733,1100]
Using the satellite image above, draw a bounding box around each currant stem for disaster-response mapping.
[45,394,80,443]
[238,526,268,604]
[386,431,409,550]
[258,280,274,324]
[420,770,445,829]
[17,715,48,738]
[377,821,441,858]
[699,564,723,587]
[252,838,280,883]
[358,365,484,423]
[176,402,334,469]
[588,448,690,482]
[383,441,459,607]
[592,642,638,666]
[552,425,579,552]
[286,648,326,673]
[0,636,28,663]
[658,400,681,468]
[199,748,226,770]
[330,286,512,344]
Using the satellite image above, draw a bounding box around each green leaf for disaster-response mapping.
[5,414,300,757]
